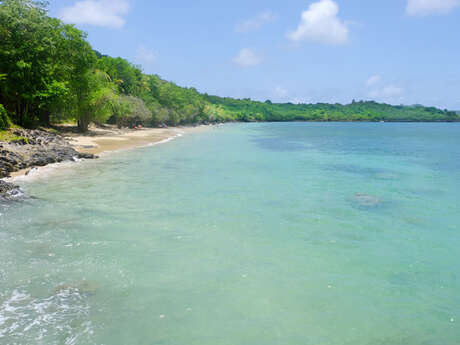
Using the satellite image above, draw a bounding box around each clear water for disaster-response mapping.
[1,123,459,345]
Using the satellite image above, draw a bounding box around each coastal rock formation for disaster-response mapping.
[0,129,97,178]
[0,129,97,199]
[0,180,23,200]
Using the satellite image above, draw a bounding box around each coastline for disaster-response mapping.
[65,125,209,155]
[4,125,211,181]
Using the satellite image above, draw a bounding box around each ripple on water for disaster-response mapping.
[0,288,95,345]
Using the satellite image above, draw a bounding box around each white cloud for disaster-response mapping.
[59,0,130,29]
[274,86,289,99]
[382,86,404,97]
[366,74,382,87]
[136,45,156,65]
[287,0,349,45]
[233,48,262,67]
[407,0,460,15]
[235,11,276,33]
[369,85,405,99]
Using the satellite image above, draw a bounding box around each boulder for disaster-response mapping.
[0,180,23,200]
[0,129,97,179]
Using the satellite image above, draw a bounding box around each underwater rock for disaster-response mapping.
[374,172,400,180]
[0,180,23,200]
[352,193,380,208]
[55,280,98,296]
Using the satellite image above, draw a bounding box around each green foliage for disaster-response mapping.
[0,104,11,129]
[0,0,73,126]
[204,97,460,122]
[108,95,152,128]
[138,74,235,126]
[68,70,119,132]
[96,56,144,96]
[0,131,29,142]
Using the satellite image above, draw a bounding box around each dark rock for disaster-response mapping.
[78,152,96,159]
[11,138,28,145]
[0,129,97,180]
[0,180,23,200]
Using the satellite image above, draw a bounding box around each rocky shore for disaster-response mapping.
[0,129,97,200]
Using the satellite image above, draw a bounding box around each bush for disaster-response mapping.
[0,104,11,130]
[108,95,152,128]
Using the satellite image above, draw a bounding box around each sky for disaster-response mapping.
[48,0,460,109]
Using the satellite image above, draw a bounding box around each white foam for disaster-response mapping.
[0,288,94,343]
[7,160,78,184]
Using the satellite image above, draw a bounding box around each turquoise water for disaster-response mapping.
[1,122,459,344]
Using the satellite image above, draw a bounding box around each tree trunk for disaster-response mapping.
[38,109,51,126]
[77,118,89,132]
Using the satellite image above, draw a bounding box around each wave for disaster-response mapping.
[0,288,94,345]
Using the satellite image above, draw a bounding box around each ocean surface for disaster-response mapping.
[1,122,459,345]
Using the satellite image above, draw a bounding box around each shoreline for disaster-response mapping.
[4,125,211,181]
[65,126,204,155]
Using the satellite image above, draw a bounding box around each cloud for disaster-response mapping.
[59,0,130,28]
[235,11,276,33]
[287,0,349,45]
[136,45,156,65]
[274,86,289,99]
[366,74,382,87]
[407,0,460,16]
[369,85,405,99]
[233,48,262,67]
[381,85,404,97]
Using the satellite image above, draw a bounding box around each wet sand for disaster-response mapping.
[66,125,209,155]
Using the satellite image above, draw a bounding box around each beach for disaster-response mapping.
[66,125,210,155]
[4,125,211,180]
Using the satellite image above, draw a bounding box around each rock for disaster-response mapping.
[0,180,23,200]
[78,152,96,159]
[352,193,380,208]
[55,280,98,296]
[0,129,97,179]
[10,138,28,145]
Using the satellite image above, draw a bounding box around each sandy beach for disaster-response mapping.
[5,125,211,179]
[66,125,209,155]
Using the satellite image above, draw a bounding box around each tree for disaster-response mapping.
[0,0,69,126]
[57,25,100,132]
[0,104,11,129]
[96,56,144,96]
[66,69,119,132]
[108,95,151,128]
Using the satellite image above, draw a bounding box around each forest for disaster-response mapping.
[1,0,458,133]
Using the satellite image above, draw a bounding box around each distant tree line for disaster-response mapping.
[204,97,459,123]
[0,0,458,132]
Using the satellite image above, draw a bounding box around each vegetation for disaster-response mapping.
[0,104,11,130]
[205,97,459,122]
[0,128,27,142]
[0,0,458,133]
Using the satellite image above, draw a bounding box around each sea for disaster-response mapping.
[1,122,459,345]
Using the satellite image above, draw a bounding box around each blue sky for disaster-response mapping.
[49,0,460,109]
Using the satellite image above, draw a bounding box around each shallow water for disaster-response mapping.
[1,122,459,344]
